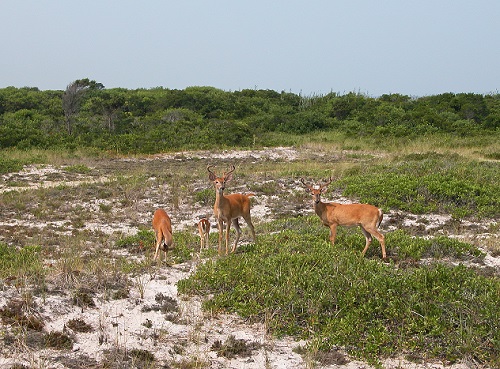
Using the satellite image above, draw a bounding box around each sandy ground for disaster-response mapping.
[0,261,486,369]
[0,147,497,368]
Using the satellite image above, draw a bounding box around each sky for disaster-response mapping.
[1,0,499,97]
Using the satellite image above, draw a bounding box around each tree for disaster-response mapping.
[86,90,125,132]
[62,78,103,134]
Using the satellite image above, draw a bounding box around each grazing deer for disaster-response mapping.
[197,218,210,250]
[152,208,173,262]
[207,165,256,255]
[301,177,386,259]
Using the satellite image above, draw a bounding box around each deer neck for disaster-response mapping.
[214,187,230,214]
[313,199,329,220]
[215,186,226,202]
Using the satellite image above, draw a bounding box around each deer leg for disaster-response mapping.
[329,224,338,245]
[231,218,242,253]
[154,231,161,260]
[217,219,224,255]
[204,233,209,249]
[225,221,232,255]
[199,227,204,249]
[360,227,373,256]
[372,229,386,259]
[243,214,256,242]
[363,226,386,259]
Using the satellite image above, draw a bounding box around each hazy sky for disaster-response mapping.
[1,1,499,97]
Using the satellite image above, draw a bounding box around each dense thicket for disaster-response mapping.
[1,84,499,153]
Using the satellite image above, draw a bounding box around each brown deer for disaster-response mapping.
[152,208,173,262]
[301,177,386,259]
[197,218,210,250]
[207,165,256,255]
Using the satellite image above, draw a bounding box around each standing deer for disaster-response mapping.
[152,208,173,262]
[197,218,210,250]
[301,177,386,259]
[207,165,256,255]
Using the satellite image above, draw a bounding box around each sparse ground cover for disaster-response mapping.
[0,140,499,368]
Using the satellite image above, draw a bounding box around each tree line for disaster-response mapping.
[0,79,499,153]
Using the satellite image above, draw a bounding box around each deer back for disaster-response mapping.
[153,209,172,237]
[326,202,381,227]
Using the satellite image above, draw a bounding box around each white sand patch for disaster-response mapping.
[84,221,138,236]
[0,164,111,194]
[123,146,300,163]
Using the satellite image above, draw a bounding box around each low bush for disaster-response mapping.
[178,217,499,367]
[0,157,25,174]
[336,153,500,219]
[0,243,44,280]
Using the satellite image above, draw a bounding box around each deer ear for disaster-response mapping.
[208,172,216,181]
[225,172,233,182]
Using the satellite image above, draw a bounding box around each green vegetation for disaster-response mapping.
[1,85,499,154]
[0,83,499,367]
[0,243,44,280]
[335,152,500,219]
[178,217,499,366]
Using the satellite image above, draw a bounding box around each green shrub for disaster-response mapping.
[335,153,500,219]
[0,157,25,174]
[116,229,154,250]
[194,187,214,205]
[0,243,44,279]
[387,230,483,260]
[65,164,92,174]
[178,217,499,366]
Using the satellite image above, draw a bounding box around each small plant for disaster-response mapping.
[66,318,93,333]
[71,287,96,309]
[116,229,154,252]
[0,298,44,331]
[8,364,30,369]
[64,164,92,174]
[134,275,149,299]
[194,187,214,205]
[0,157,25,174]
[99,203,113,214]
[44,331,73,350]
[169,356,209,369]
[248,180,280,195]
[112,287,130,300]
[156,293,179,313]
[0,243,45,281]
[211,335,261,358]
[101,347,155,368]
[129,348,155,366]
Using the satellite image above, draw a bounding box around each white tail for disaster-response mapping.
[207,165,256,255]
[152,208,173,262]
[197,218,210,250]
[301,177,386,259]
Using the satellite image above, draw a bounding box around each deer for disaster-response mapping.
[197,218,210,250]
[152,208,173,262]
[207,165,256,255]
[300,177,386,259]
